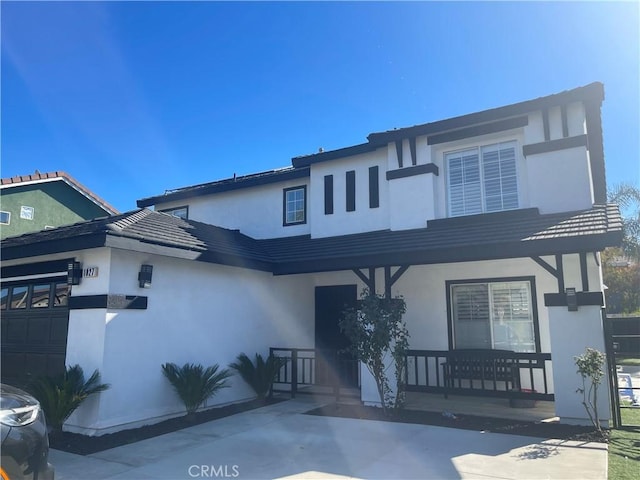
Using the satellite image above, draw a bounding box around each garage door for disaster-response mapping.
[1,279,69,385]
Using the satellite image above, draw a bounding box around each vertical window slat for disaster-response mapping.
[324,175,334,215]
[369,166,379,209]
[346,171,356,212]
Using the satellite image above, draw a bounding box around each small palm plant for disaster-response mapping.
[161,362,232,418]
[229,352,285,399]
[29,364,110,435]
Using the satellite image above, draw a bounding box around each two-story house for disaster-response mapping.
[0,83,621,435]
[0,171,118,239]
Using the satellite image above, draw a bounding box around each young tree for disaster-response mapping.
[574,348,606,434]
[339,289,409,414]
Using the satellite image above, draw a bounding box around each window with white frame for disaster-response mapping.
[283,186,306,225]
[20,206,35,220]
[447,141,519,217]
[448,278,537,353]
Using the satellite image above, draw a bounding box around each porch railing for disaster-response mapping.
[270,347,360,399]
[405,349,554,401]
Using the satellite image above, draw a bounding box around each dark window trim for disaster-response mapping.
[369,166,379,209]
[0,211,10,225]
[522,135,588,157]
[1,277,68,311]
[445,275,541,353]
[282,185,307,226]
[386,163,439,180]
[346,171,356,212]
[158,205,189,219]
[324,175,334,215]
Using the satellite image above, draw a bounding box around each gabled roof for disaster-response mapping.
[1,206,623,275]
[137,82,606,208]
[0,171,119,215]
[292,82,604,167]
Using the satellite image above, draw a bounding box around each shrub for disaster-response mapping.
[29,364,110,433]
[161,362,232,416]
[229,353,285,399]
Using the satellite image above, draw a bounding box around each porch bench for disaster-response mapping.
[442,349,520,398]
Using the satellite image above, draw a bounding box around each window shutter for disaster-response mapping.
[346,170,356,212]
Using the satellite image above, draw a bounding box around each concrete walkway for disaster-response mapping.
[49,397,607,480]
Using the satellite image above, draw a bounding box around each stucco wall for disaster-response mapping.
[64,249,316,435]
[309,150,389,238]
[155,177,311,239]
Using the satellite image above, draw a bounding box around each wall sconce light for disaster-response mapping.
[566,287,578,312]
[67,261,82,285]
[138,264,153,288]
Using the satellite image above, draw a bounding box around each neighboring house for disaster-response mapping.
[0,82,622,435]
[0,171,118,239]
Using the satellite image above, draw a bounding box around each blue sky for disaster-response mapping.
[2,1,638,213]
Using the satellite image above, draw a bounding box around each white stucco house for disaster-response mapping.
[1,82,622,435]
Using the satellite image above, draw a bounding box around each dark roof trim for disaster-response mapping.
[137,167,310,208]
[426,116,529,146]
[1,205,622,278]
[1,258,72,279]
[1,234,107,261]
[292,143,380,168]
[271,231,622,276]
[368,82,604,145]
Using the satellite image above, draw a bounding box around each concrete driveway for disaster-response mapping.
[49,397,607,480]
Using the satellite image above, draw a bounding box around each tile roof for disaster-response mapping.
[0,170,119,215]
[259,205,623,274]
[1,206,622,275]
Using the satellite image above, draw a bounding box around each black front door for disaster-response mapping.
[315,285,358,387]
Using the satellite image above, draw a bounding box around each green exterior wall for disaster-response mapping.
[0,181,112,239]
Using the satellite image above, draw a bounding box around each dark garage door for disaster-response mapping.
[1,279,69,385]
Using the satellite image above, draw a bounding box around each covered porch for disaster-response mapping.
[270,346,556,422]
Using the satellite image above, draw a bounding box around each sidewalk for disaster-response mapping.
[49,397,607,479]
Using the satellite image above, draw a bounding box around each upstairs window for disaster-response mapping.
[447,141,518,217]
[448,278,537,353]
[159,206,188,219]
[283,186,306,225]
[0,211,10,225]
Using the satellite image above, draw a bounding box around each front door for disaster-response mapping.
[315,285,358,387]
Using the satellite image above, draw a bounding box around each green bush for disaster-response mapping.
[161,362,232,416]
[230,353,285,399]
[29,364,110,433]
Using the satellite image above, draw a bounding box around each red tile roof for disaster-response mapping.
[0,170,118,215]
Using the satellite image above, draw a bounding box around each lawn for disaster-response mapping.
[620,406,640,426]
[608,427,640,480]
